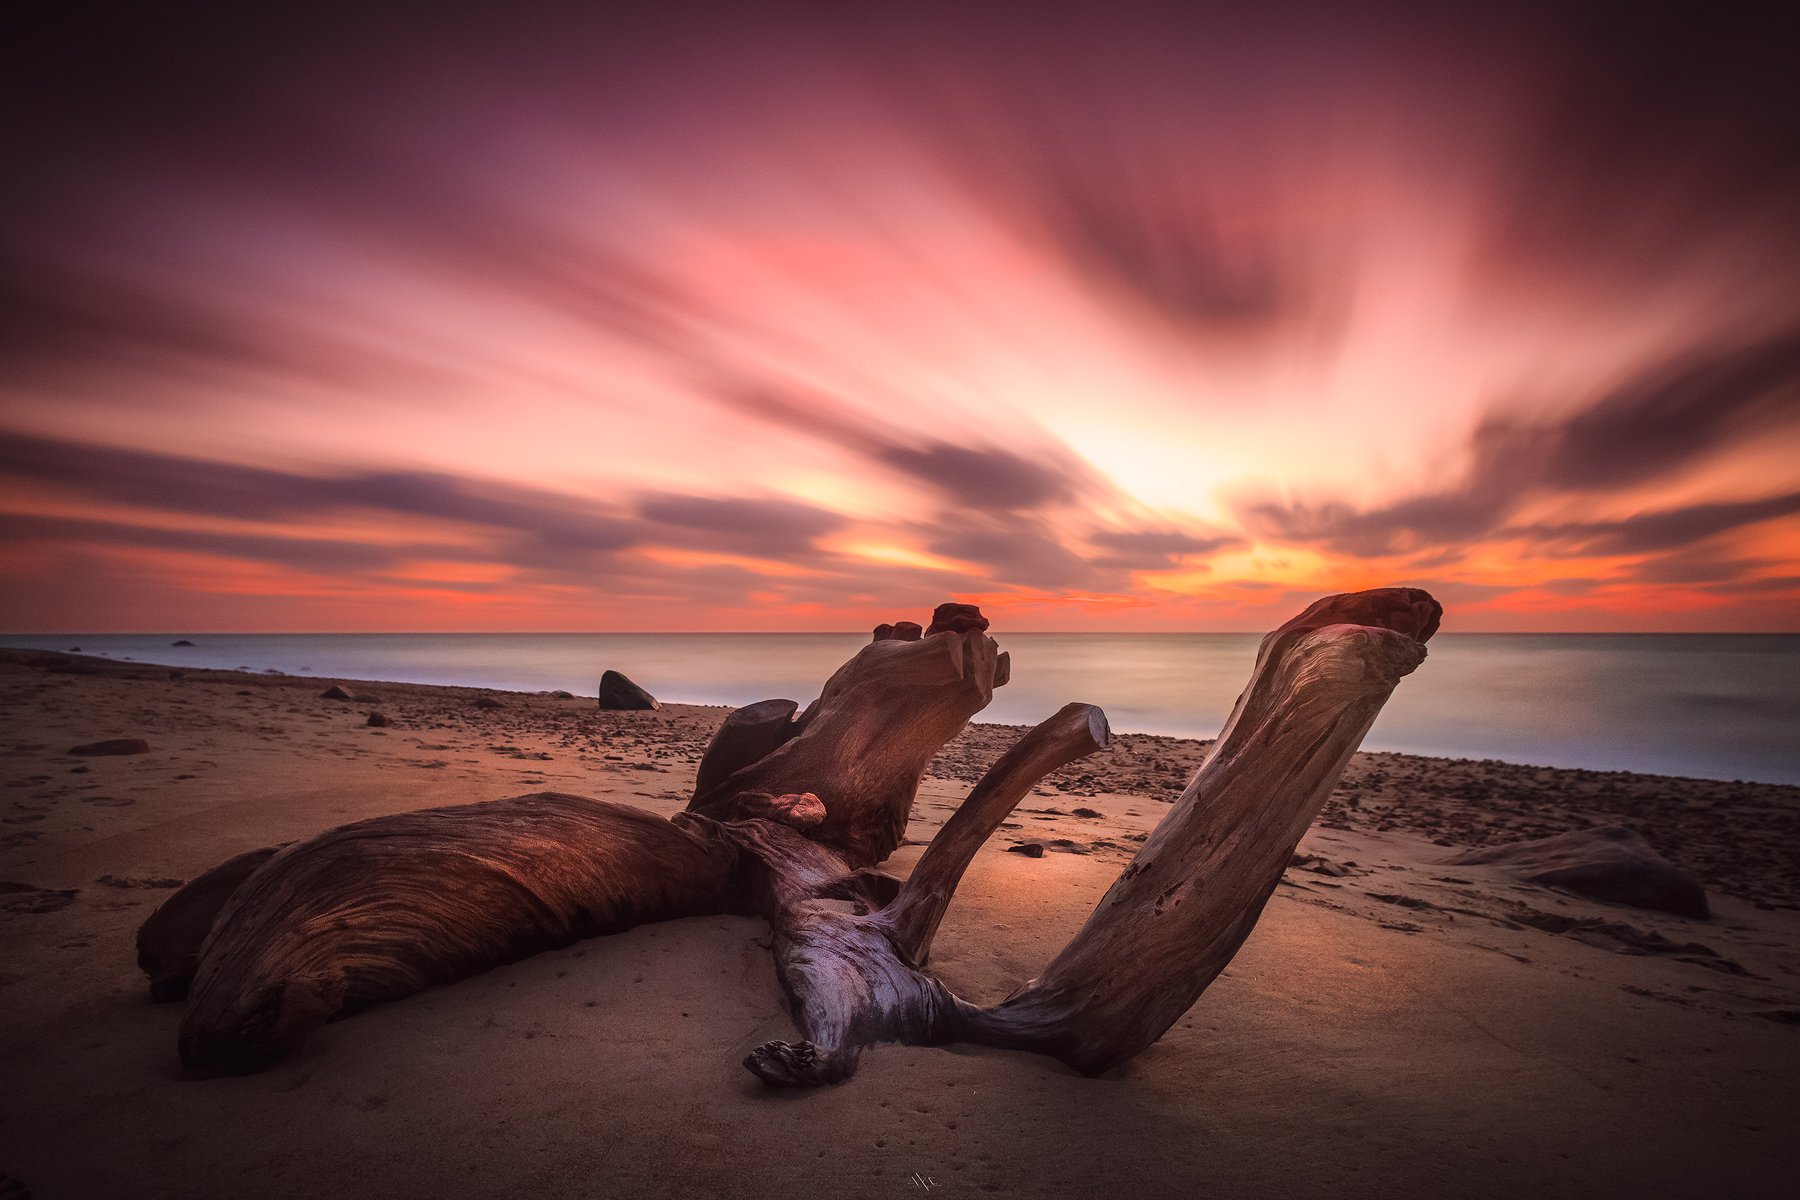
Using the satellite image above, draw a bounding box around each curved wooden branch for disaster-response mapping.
[730,703,1113,1086]
[137,844,286,1002]
[881,703,1111,965]
[687,623,1005,866]
[691,697,800,805]
[178,793,739,1075]
[957,587,1440,1073]
[146,590,1440,1088]
[714,817,956,1087]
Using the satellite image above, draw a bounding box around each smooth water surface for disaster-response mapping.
[6,632,1797,785]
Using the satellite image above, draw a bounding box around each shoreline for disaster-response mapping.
[8,631,1797,789]
[2,646,1796,1198]
[8,646,1796,909]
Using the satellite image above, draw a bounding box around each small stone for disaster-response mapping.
[366,712,391,727]
[319,685,355,701]
[1007,842,1046,858]
[67,739,150,756]
[473,696,504,709]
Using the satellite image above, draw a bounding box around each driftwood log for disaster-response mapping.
[147,589,1439,1082]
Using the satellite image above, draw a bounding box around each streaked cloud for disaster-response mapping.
[1,3,1796,631]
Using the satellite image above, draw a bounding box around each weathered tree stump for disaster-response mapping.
[145,588,1439,1083]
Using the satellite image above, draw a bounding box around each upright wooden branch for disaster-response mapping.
[957,587,1440,1073]
[881,702,1111,965]
[687,626,1006,866]
[142,591,1440,1086]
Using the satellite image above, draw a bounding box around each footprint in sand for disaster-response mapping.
[0,882,79,914]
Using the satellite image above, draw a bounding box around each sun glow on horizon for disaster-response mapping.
[2,5,1798,634]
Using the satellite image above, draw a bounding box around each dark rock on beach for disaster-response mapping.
[598,670,659,711]
[1444,824,1710,919]
[319,685,356,701]
[67,738,150,756]
[366,712,391,727]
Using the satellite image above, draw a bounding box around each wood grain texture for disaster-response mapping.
[136,844,286,1002]
[687,626,1005,866]
[881,702,1111,965]
[691,698,800,805]
[958,588,1440,1073]
[178,793,738,1074]
[149,590,1439,1086]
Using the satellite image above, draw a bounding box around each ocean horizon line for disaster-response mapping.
[7,629,1799,638]
[5,630,1796,785]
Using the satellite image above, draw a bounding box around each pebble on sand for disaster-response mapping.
[67,738,151,756]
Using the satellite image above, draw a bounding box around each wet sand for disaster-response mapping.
[2,649,1796,1199]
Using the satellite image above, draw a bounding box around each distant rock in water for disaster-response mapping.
[598,670,659,710]
[68,738,150,756]
[926,602,988,636]
[319,685,356,701]
[171,639,196,647]
[1444,825,1709,919]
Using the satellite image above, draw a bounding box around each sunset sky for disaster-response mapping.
[3,2,1798,632]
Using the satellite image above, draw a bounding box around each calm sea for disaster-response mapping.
[6,632,1798,786]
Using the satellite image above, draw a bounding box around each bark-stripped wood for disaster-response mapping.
[691,697,800,804]
[178,794,738,1075]
[880,702,1111,965]
[137,844,287,1002]
[956,588,1439,1072]
[687,626,1007,866]
[147,590,1438,1084]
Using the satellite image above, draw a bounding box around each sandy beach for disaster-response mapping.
[2,647,1796,1199]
